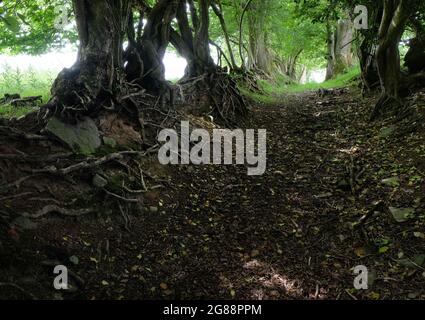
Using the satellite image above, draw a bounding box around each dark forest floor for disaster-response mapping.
[1,88,425,300]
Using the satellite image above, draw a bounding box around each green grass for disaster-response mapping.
[283,66,360,93]
[0,64,54,118]
[0,105,37,119]
[239,86,278,105]
[240,66,361,104]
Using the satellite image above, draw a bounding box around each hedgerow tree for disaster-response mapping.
[294,0,355,80]
[1,0,248,122]
[369,0,411,119]
[369,0,425,119]
[2,0,423,124]
[49,0,132,115]
[300,0,423,119]
[404,12,425,74]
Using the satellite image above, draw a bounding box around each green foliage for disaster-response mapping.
[0,104,35,118]
[1,14,20,33]
[283,66,360,93]
[208,0,330,80]
[238,86,277,105]
[271,1,327,69]
[0,0,76,54]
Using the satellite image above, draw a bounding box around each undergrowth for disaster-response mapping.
[0,64,54,118]
[240,66,361,105]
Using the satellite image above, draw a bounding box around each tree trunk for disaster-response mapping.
[171,0,247,122]
[124,0,178,95]
[358,41,379,92]
[193,0,216,75]
[355,4,382,94]
[285,49,303,81]
[326,19,354,80]
[211,0,238,70]
[404,18,425,74]
[245,0,273,76]
[404,37,425,74]
[49,0,131,116]
[325,22,335,80]
[371,0,410,120]
[173,0,216,78]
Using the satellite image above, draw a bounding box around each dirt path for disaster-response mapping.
[1,89,425,300]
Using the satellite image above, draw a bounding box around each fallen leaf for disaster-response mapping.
[389,207,415,223]
[414,232,425,239]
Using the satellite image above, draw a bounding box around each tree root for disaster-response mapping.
[370,94,403,121]
[104,189,140,203]
[231,69,262,93]
[0,192,33,202]
[21,205,93,219]
[0,175,38,194]
[0,153,73,163]
[179,71,248,125]
[31,150,154,176]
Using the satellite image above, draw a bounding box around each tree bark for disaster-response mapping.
[325,19,354,80]
[211,0,238,70]
[352,3,382,94]
[50,0,131,116]
[173,0,216,78]
[371,0,410,120]
[246,1,273,76]
[124,0,178,94]
[404,17,425,74]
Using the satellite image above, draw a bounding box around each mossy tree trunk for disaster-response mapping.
[325,19,354,80]
[246,1,274,77]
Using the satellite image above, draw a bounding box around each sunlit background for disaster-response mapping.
[0,47,188,81]
[0,48,326,84]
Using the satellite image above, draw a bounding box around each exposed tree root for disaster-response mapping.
[178,71,248,125]
[370,75,425,121]
[231,69,262,93]
[370,94,403,121]
[103,189,140,203]
[22,205,93,219]
[31,150,154,176]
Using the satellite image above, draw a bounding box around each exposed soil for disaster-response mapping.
[1,88,425,300]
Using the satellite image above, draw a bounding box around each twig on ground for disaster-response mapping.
[104,189,139,203]
[118,203,131,232]
[32,151,152,176]
[138,165,148,191]
[0,192,33,201]
[344,289,358,300]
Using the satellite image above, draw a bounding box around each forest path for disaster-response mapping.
[152,91,371,300]
[2,89,424,300]
[130,89,423,300]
